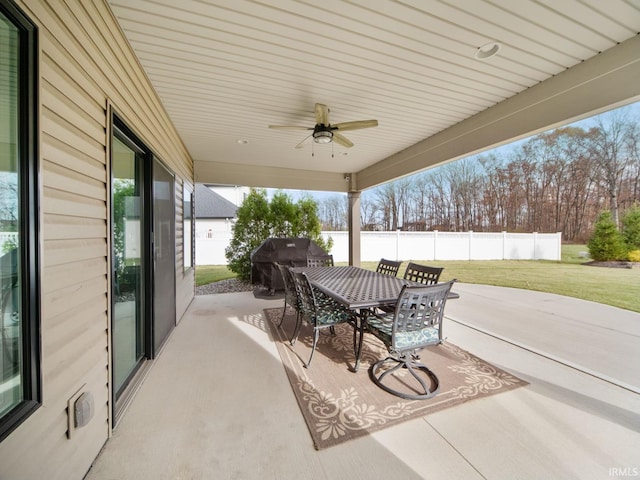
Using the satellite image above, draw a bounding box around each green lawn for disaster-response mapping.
[196,245,640,313]
[194,265,238,286]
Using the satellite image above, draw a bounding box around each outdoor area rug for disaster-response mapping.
[263,306,527,450]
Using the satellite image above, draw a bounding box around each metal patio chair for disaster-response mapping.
[365,280,455,400]
[290,270,357,368]
[376,258,402,276]
[306,254,334,267]
[274,263,300,329]
[403,262,443,285]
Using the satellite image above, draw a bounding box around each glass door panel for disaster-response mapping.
[112,135,145,396]
[152,159,175,351]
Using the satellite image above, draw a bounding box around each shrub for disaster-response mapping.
[224,188,271,282]
[587,210,627,261]
[628,250,640,262]
[621,204,640,251]
[225,188,331,281]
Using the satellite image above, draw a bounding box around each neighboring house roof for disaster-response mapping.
[195,184,238,219]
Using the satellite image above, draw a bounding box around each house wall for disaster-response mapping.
[194,219,233,266]
[207,185,249,207]
[0,1,194,479]
[196,218,235,236]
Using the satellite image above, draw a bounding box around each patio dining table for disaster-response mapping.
[292,265,458,371]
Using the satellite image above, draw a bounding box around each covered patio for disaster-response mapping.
[86,284,640,479]
[2,2,639,479]
[108,1,640,263]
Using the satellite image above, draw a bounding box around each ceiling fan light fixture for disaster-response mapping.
[313,130,333,144]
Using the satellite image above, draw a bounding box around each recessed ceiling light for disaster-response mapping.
[474,42,502,60]
[236,139,249,144]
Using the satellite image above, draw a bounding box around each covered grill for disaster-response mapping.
[250,237,328,291]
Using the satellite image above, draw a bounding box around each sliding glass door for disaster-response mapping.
[110,118,177,423]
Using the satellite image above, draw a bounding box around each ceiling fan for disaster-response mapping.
[269,103,378,148]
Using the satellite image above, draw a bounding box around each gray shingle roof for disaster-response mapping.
[195,184,238,219]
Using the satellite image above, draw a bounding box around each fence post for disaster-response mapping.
[396,228,400,261]
[468,230,473,260]
[502,231,507,260]
[433,230,438,260]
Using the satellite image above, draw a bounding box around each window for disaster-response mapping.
[0,0,40,442]
[183,183,193,270]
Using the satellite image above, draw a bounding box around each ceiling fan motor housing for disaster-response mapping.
[313,124,334,143]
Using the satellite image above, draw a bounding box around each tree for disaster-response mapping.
[359,192,379,230]
[621,204,640,250]
[225,188,271,281]
[112,180,136,276]
[318,195,347,230]
[225,189,330,281]
[588,108,637,227]
[587,211,627,261]
[294,196,326,245]
[269,190,296,237]
[443,158,483,231]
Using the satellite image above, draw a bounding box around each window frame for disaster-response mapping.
[0,0,41,443]
[183,182,193,270]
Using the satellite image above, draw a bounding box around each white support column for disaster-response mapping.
[347,191,361,267]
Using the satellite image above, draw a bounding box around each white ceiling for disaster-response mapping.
[108,0,640,191]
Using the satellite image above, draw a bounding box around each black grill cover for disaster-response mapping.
[250,237,327,291]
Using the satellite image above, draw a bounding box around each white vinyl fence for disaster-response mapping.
[196,230,562,265]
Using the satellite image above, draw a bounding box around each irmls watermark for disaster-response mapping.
[609,467,640,477]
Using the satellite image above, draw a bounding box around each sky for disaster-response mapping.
[268,100,640,203]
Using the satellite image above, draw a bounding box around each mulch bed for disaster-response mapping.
[583,261,640,269]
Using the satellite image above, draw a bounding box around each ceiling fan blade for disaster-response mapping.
[333,132,354,148]
[295,135,312,149]
[333,119,378,131]
[269,125,312,130]
[315,103,329,125]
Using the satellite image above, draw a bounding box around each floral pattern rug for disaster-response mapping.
[264,307,527,450]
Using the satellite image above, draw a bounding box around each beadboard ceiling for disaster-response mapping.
[108,0,640,191]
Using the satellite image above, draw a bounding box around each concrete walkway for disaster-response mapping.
[445,284,640,393]
[85,284,640,480]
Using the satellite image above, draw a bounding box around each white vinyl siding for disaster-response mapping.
[0,1,194,478]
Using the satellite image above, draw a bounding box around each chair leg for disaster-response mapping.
[278,301,288,326]
[289,311,302,345]
[305,328,320,368]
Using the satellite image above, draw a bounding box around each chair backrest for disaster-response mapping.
[306,254,334,267]
[376,258,401,276]
[275,263,298,308]
[290,270,317,321]
[403,262,443,285]
[391,280,455,352]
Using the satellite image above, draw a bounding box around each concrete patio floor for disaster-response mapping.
[85,284,640,480]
